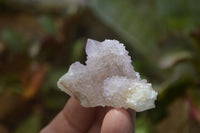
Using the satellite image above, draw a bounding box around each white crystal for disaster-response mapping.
[57,39,157,112]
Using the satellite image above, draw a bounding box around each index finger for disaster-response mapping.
[41,98,97,133]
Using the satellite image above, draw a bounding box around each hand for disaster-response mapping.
[41,98,135,133]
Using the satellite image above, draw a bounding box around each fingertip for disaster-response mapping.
[62,98,97,131]
[101,108,134,133]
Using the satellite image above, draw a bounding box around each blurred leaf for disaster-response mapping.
[89,0,165,61]
[157,34,196,79]
[157,62,197,105]
[14,112,41,133]
[1,29,27,54]
[38,16,57,35]
[159,51,192,69]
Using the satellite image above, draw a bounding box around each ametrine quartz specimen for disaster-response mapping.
[57,39,157,112]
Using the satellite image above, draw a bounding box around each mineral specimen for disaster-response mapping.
[57,39,157,112]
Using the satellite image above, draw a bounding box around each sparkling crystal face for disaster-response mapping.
[57,39,157,112]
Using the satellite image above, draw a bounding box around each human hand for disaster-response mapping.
[41,98,135,133]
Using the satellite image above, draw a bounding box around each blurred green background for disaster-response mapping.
[0,0,200,132]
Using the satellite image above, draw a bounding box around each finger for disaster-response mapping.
[41,98,97,133]
[87,107,111,133]
[101,108,135,133]
[127,109,136,128]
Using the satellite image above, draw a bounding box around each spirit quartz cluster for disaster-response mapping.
[57,39,157,112]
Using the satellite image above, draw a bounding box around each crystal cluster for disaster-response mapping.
[57,39,157,112]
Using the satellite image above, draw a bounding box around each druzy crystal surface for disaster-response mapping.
[57,39,157,112]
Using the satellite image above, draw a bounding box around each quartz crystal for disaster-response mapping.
[57,39,157,112]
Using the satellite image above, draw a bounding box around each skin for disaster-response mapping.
[41,98,135,133]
